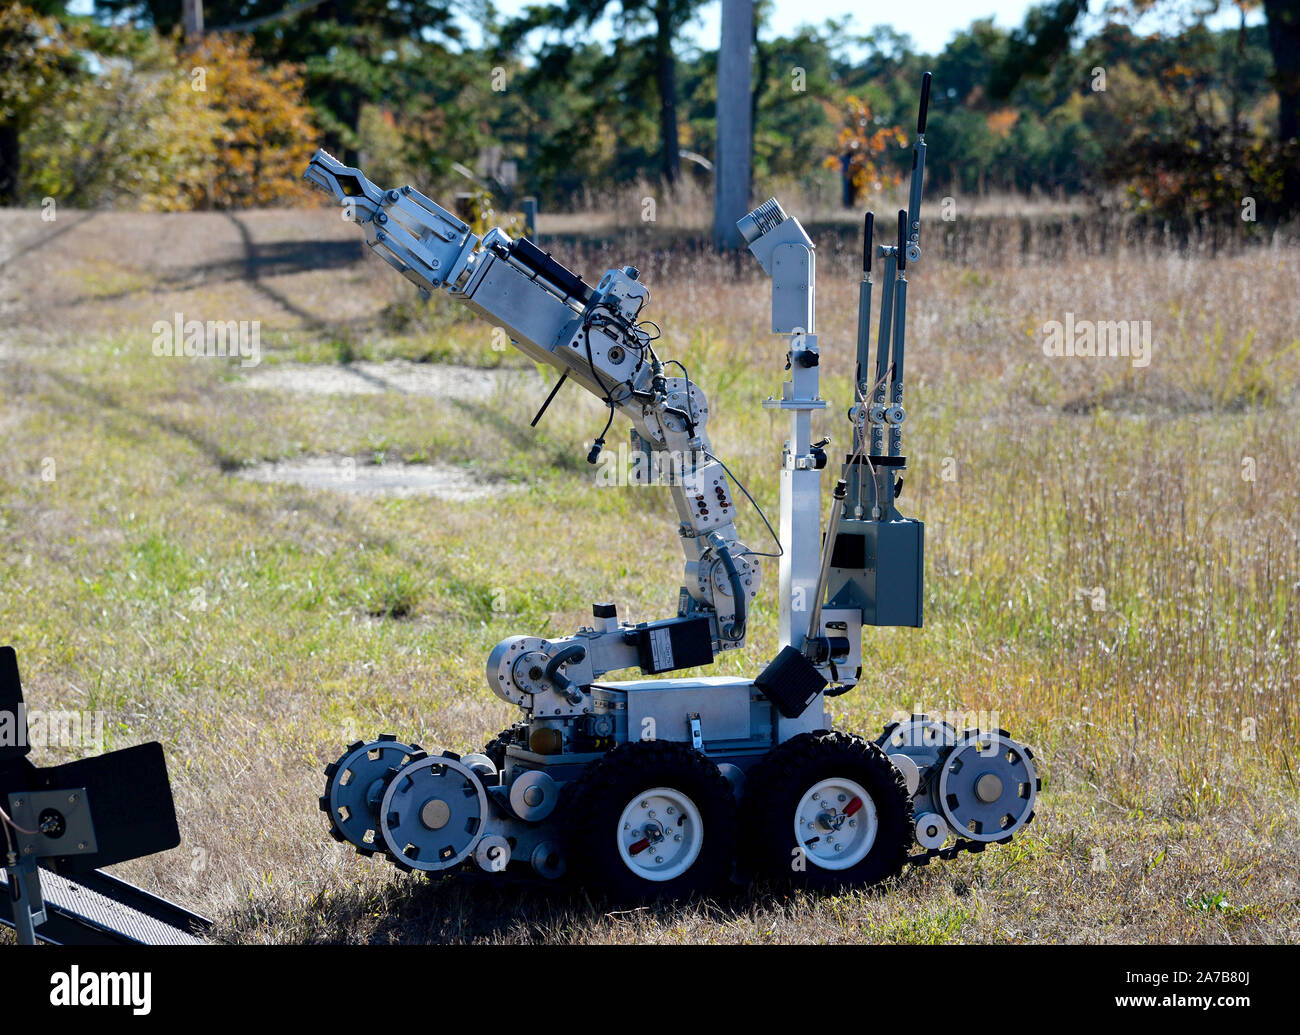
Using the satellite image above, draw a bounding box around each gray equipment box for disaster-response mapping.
[620,677,756,746]
[825,517,925,627]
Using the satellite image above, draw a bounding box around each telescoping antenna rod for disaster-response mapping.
[905,71,931,263]
[850,212,875,497]
[887,211,909,457]
[868,72,931,462]
[853,211,874,404]
[869,233,895,458]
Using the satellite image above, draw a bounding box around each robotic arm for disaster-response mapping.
[304,151,761,718]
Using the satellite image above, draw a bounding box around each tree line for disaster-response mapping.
[2,0,1295,225]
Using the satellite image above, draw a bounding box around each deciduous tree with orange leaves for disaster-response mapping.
[825,96,906,209]
[188,33,320,209]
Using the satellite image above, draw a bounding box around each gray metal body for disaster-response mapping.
[311,72,1038,883]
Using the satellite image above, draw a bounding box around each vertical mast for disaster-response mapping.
[739,199,825,652]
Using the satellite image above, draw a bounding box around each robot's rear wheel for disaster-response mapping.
[742,730,912,890]
[560,740,738,901]
[320,736,424,858]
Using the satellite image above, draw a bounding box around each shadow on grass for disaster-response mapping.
[219,868,792,945]
[449,397,588,476]
[225,212,347,335]
[23,360,485,607]
[55,239,369,309]
[0,212,98,272]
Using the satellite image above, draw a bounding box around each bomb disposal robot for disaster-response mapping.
[310,74,1038,899]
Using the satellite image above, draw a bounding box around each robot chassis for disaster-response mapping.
[310,74,1039,899]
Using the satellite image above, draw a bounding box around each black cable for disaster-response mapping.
[665,358,699,437]
[704,450,784,559]
[586,307,692,456]
[583,320,619,463]
[712,537,748,641]
[544,643,587,698]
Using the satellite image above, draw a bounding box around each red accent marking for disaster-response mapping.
[629,837,651,855]
[843,796,863,817]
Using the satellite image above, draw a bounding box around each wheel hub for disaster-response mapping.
[420,798,451,830]
[974,772,1004,804]
[379,754,489,872]
[795,778,877,870]
[937,731,1038,843]
[616,788,703,882]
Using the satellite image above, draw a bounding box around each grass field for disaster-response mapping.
[1,204,1297,944]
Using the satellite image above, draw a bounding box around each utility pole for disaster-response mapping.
[183,0,204,41]
[712,0,754,250]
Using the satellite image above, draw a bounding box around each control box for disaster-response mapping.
[825,517,925,627]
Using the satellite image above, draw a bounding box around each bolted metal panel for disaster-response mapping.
[621,677,755,745]
[826,517,925,627]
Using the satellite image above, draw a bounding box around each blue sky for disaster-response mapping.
[498,0,1047,56]
[489,0,1262,57]
[68,0,1264,57]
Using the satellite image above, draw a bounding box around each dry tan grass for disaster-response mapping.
[0,204,1297,944]
[541,177,1090,233]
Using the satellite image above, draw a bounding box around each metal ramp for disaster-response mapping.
[1,865,211,945]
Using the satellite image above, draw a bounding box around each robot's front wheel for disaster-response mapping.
[742,731,912,890]
[561,740,738,901]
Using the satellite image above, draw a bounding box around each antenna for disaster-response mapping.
[905,71,931,264]
[853,212,874,414]
[847,212,875,518]
[880,74,931,461]
[888,209,909,458]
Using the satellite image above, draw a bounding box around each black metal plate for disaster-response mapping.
[27,742,181,873]
[0,645,30,762]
